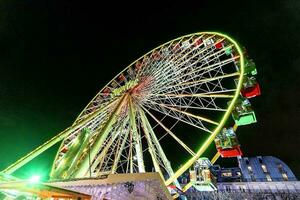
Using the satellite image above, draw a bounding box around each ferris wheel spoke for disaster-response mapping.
[128,97,145,173]
[111,122,131,173]
[145,99,211,133]
[91,116,129,175]
[90,118,127,174]
[144,100,226,112]
[74,97,119,125]
[127,130,134,173]
[146,90,236,104]
[73,94,129,177]
[153,92,235,99]
[151,55,237,94]
[146,92,227,111]
[143,101,211,133]
[141,36,219,81]
[147,90,228,114]
[174,72,240,88]
[153,76,231,98]
[148,45,219,87]
[140,35,204,74]
[178,41,228,73]
[91,126,120,175]
[74,92,122,122]
[152,102,218,126]
[141,106,196,156]
[139,109,182,188]
[139,109,163,178]
[98,131,124,174]
[180,54,238,82]
[173,43,231,75]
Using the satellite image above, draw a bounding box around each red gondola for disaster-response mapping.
[241,83,261,98]
[118,74,126,82]
[135,61,142,71]
[194,38,203,47]
[215,128,243,158]
[217,146,243,158]
[152,51,161,60]
[103,88,110,97]
[172,43,180,52]
[241,76,261,98]
[215,42,223,49]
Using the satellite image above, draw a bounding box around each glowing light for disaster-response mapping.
[29,175,40,183]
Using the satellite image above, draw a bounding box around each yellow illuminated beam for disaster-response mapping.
[157,103,219,125]
[182,181,194,192]
[211,152,221,164]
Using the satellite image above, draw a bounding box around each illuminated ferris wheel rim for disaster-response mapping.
[50,31,245,186]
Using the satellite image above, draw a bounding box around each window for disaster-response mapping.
[225,186,231,192]
[277,163,284,172]
[266,174,272,182]
[247,166,253,173]
[282,173,289,181]
[222,172,232,177]
[261,164,267,173]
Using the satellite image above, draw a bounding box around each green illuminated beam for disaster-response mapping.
[165,31,245,186]
[1,100,117,175]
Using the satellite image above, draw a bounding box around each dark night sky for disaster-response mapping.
[0,0,300,180]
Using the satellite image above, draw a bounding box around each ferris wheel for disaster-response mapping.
[47,32,252,186]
